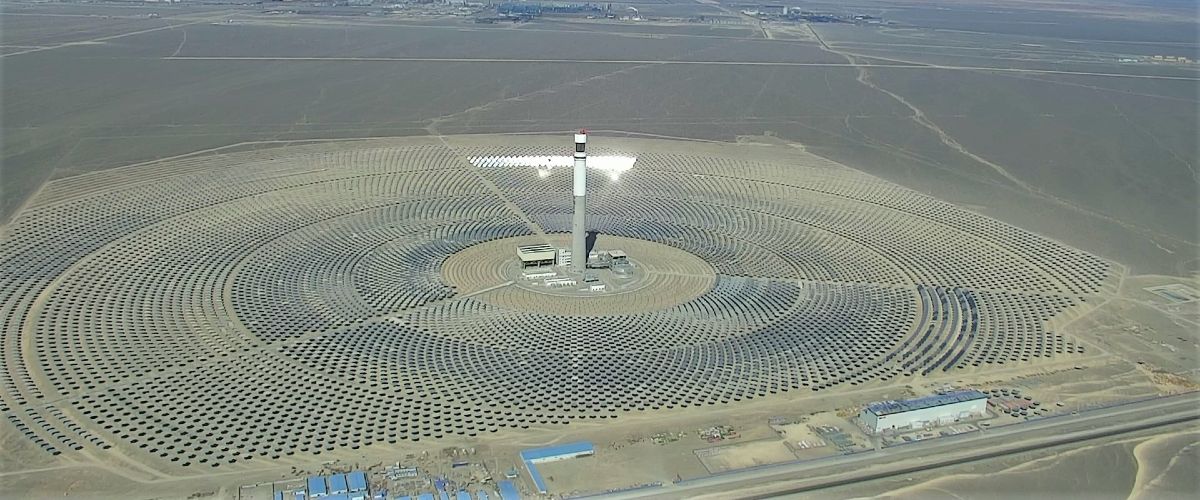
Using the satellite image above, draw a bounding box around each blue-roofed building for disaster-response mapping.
[524,463,547,495]
[295,492,307,500]
[275,492,284,500]
[347,471,368,492]
[861,389,988,434]
[416,494,434,500]
[497,481,520,500]
[455,491,471,500]
[519,441,594,494]
[329,474,349,495]
[438,491,450,500]
[475,490,490,500]
[308,476,328,498]
[497,3,542,16]
[519,441,595,463]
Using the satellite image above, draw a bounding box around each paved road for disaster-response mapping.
[598,392,1200,499]
[161,57,1200,81]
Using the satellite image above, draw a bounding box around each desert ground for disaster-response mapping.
[787,424,1200,500]
[3,0,1196,275]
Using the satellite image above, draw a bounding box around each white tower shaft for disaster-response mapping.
[571,131,587,273]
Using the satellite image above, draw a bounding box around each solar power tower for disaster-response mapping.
[571,130,588,272]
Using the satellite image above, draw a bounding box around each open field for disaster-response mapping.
[696,439,797,473]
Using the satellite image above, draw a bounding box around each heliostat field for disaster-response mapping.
[0,134,1117,471]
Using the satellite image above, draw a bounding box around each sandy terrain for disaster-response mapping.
[3,0,1196,275]
[696,439,797,473]
[811,429,1200,500]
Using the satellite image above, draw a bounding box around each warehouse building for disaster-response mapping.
[519,441,595,494]
[328,474,348,495]
[295,470,370,499]
[860,390,988,434]
[346,471,368,494]
[307,476,327,497]
[497,481,520,500]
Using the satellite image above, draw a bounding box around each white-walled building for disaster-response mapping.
[860,390,988,434]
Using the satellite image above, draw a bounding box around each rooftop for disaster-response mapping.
[516,244,556,262]
[519,441,594,461]
[307,476,327,495]
[866,389,988,416]
[347,470,368,492]
[497,481,519,500]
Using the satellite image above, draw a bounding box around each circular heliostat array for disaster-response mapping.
[0,135,1115,468]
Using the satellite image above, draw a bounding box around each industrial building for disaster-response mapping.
[293,471,370,499]
[329,474,348,495]
[586,249,630,270]
[497,481,520,500]
[516,244,556,268]
[307,476,327,497]
[519,441,595,494]
[510,133,636,300]
[860,390,989,434]
[347,471,368,494]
